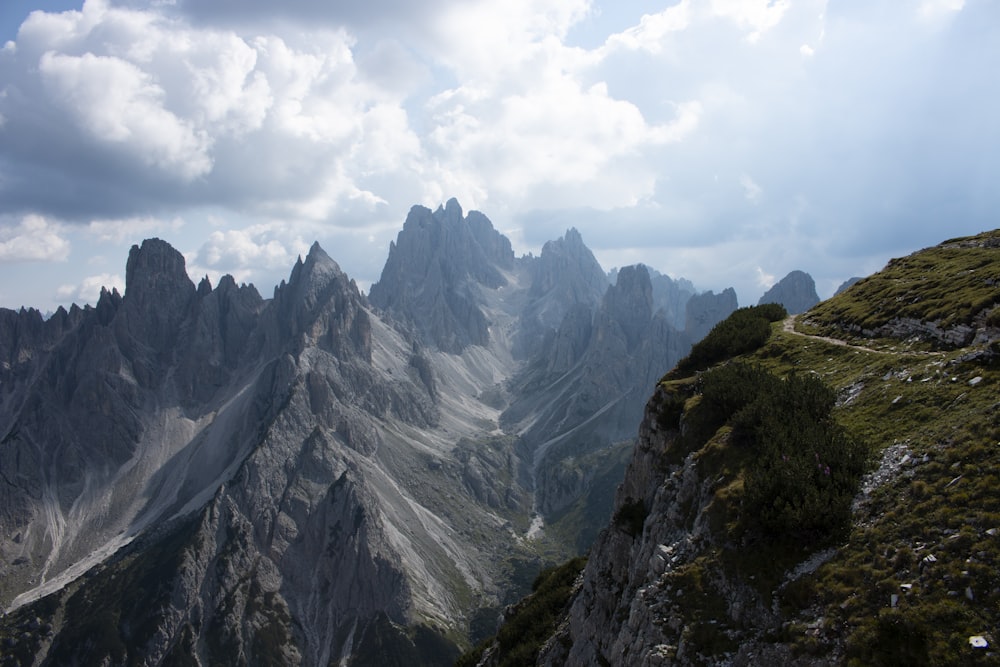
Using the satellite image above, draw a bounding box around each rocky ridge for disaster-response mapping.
[758,269,820,315]
[0,204,743,665]
[472,229,1000,666]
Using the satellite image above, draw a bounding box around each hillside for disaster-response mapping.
[467,230,1000,666]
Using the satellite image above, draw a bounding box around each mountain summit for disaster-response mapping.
[758,269,820,314]
[0,201,739,665]
[368,198,513,353]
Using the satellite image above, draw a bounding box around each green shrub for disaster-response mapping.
[684,362,867,546]
[733,369,868,544]
[614,498,648,538]
[667,305,787,379]
[457,557,587,667]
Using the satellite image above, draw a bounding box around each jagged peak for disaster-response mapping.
[217,274,237,291]
[197,275,213,297]
[286,242,343,294]
[564,227,584,245]
[436,197,463,221]
[758,269,819,315]
[124,238,195,300]
[603,264,653,316]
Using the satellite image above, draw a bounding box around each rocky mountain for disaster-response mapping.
[758,269,820,314]
[467,229,1000,666]
[609,266,696,332]
[368,199,514,354]
[517,228,608,359]
[501,265,697,549]
[834,276,863,296]
[684,287,739,341]
[0,202,738,665]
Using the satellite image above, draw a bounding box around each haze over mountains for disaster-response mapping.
[0,199,813,664]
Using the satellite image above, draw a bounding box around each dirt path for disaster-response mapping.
[781,316,893,355]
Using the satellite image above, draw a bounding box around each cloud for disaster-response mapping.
[739,174,763,203]
[56,272,124,305]
[0,0,419,223]
[134,0,465,33]
[87,216,185,244]
[0,215,70,261]
[187,225,310,286]
[755,266,775,289]
[918,0,965,22]
[39,51,213,179]
[604,2,692,54]
[0,0,997,312]
[709,0,791,42]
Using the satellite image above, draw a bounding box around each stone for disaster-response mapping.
[758,270,820,315]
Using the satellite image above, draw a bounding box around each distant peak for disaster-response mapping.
[288,241,342,291]
[125,238,193,298]
[758,270,819,315]
[197,275,212,297]
[444,197,463,218]
[307,240,326,258]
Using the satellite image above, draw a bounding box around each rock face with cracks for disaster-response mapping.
[0,204,739,665]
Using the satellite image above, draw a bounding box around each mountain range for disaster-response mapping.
[466,229,1000,666]
[0,199,788,665]
[5,197,950,666]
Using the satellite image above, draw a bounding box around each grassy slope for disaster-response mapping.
[459,231,1000,665]
[743,232,1000,664]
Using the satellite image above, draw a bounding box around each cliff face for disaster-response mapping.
[537,385,787,667]
[684,287,738,341]
[368,198,513,354]
[757,269,820,315]
[487,230,1000,667]
[0,204,747,665]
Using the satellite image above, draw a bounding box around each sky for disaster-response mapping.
[0,0,997,314]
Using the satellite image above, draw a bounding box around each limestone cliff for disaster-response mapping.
[758,269,820,315]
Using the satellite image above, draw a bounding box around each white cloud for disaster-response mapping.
[87,216,185,243]
[603,1,692,54]
[56,272,124,305]
[740,174,763,203]
[710,0,791,42]
[39,51,213,179]
[188,225,310,287]
[1,1,421,223]
[0,215,70,261]
[755,266,775,289]
[918,0,965,22]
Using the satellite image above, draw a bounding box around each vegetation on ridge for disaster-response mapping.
[469,232,1000,665]
[456,557,587,667]
[665,303,786,379]
[806,229,1000,340]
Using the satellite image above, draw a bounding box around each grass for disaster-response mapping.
[806,230,1000,339]
[750,311,1000,663]
[455,557,587,667]
[582,233,1000,663]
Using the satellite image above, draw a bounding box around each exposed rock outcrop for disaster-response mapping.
[758,269,820,314]
[368,199,512,354]
[516,228,608,359]
[0,202,745,665]
[684,287,738,341]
